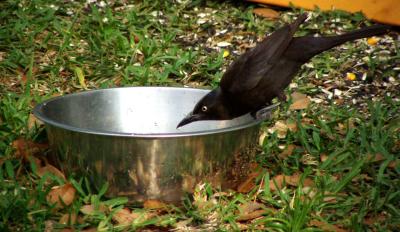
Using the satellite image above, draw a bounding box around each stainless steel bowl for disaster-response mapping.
[34,87,276,203]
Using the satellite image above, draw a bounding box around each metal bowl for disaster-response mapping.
[34,87,276,203]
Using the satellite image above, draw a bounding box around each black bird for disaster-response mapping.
[177,13,392,128]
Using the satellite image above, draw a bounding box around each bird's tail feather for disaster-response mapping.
[318,24,391,49]
[287,24,392,61]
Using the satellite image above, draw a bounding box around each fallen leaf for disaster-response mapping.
[335,123,349,135]
[80,204,108,215]
[334,98,344,105]
[268,120,297,138]
[28,113,44,130]
[279,144,296,159]
[133,34,140,43]
[175,218,193,230]
[143,199,167,210]
[59,213,77,225]
[47,183,76,208]
[286,120,298,132]
[113,208,136,225]
[289,92,311,110]
[37,164,66,181]
[236,202,270,221]
[112,208,154,226]
[237,209,266,221]
[80,204,95,215]
[0,51,5,62]
[364,213,386,225]
[12,138,48,161]
[269,175,286,191]
[237,171,262,193]
[323,196,338,203]
[301,117,314,125]
[253,8,280,19]
[44,220,56,232]
[269,173,314,191]
[366,153,385,162]
[388,159,399,169]
[309,219,347,232]
[366,154,399,169]
[320,153,329,162]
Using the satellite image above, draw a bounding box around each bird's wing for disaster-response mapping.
[220,14,307,94]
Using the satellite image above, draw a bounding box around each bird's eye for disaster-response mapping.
[201,106,208,112]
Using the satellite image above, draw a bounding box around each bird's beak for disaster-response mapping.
[176,113,201,128]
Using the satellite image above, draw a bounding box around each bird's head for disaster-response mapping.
[177,88,231,128]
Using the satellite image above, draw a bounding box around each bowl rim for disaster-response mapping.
[33,86,268,138]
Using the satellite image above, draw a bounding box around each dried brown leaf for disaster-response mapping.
[323,196,338,203]
[269,173,314,191]
[320,153,329,162]
[366,154,398,168]
[301,117,314,125]
[289,92,311,110]
[268,120,297,138]
[113,208,136,225]
[367,153,385,162]
[37,164,66,180]
[59,213,77,225]
[236,209,266,221]
[12,138,48,161]
[286,121,298,132]
[253,8,280,19]
[80,204,95,215]
[133,35,140,43]
[175,218,193,230]
[80,204,108,215]
[113,208,155,226]
[309,219,347,232]
[238,202,264,214]
[334,98,344,105]
[28,113,44,130]
[236,202,268,221]
[279,144,296,159]
[364,214,386,225]
[46,183,76,208]
[237,171,261,193]
[388,159,399,169]
[143,199,167,210]
[269,174,285,191]
[44,220,56,232]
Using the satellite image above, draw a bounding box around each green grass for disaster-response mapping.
[1,0,399,231]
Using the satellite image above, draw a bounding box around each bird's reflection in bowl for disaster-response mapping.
[34,87,276,203]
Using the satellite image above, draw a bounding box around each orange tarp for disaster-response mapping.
[248,0,400,26]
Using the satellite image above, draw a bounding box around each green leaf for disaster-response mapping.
[312,131,321,151]
[98,182,109,197]
[5,160,15,179]
[70,178,86,196]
